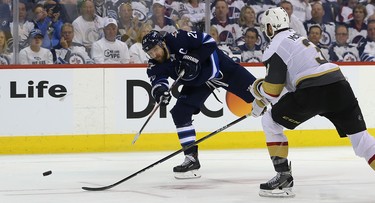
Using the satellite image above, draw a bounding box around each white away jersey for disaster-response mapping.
[262,29,339,92]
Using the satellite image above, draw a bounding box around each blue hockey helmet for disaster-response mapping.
[142,30,164,52]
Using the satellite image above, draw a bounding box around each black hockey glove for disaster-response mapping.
[152,84,171,106]
[179,54,201,81]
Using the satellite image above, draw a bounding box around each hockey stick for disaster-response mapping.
[132,70,185,144]
[82,113,251,191]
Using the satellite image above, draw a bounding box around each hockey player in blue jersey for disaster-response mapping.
[142,29,256,179]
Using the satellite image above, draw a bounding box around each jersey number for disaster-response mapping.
[302,39,328,64]
[187,31,198,39]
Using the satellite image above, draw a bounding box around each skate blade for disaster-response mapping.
[174,170,201,179]
[259,188,295,198]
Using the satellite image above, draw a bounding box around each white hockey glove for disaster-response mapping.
[250,78,266,100]
[251,99,268,118]
[250,78,270,103]
[249,78,270,117]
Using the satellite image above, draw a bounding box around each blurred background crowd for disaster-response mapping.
[0,0,374,65]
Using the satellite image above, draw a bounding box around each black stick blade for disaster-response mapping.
[82,186,113,191]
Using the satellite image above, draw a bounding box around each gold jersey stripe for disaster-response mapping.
[295,67,340,87]
[369,160,375,171]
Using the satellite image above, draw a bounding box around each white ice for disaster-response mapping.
[0,146,374,203]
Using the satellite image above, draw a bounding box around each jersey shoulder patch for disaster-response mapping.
[147,60,157,70]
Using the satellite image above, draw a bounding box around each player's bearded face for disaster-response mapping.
[147,44,167,63]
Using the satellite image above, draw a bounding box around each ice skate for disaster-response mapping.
[259,170,295,198]
[173,153,201,179]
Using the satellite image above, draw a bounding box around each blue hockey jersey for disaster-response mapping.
[147,30,228,87]
[147,29,256,105]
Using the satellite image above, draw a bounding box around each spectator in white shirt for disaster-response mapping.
[91,18,130,64]
[19,29,53,64]
[72,0,104,53]
[280,0,307,37]
[10,1,34,50]
[117,2,140,48]
[288,0,312,22]
[148,0,178,35]
[129,23,152,63]
[182,0,205,25]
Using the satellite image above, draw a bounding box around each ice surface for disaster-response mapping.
[0,147,373,203]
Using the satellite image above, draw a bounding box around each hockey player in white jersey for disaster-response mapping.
[251,7,375,198]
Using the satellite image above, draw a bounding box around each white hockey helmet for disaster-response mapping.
[260,7,290,39]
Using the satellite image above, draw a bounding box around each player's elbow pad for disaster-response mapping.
[260,82,284,104]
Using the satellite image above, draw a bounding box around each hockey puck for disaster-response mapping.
[43,170,52,176]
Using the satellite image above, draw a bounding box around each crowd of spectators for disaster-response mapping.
[0,0,375,65]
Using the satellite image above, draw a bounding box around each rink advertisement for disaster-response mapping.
[0,67,266,136]
[0,64,374,154]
